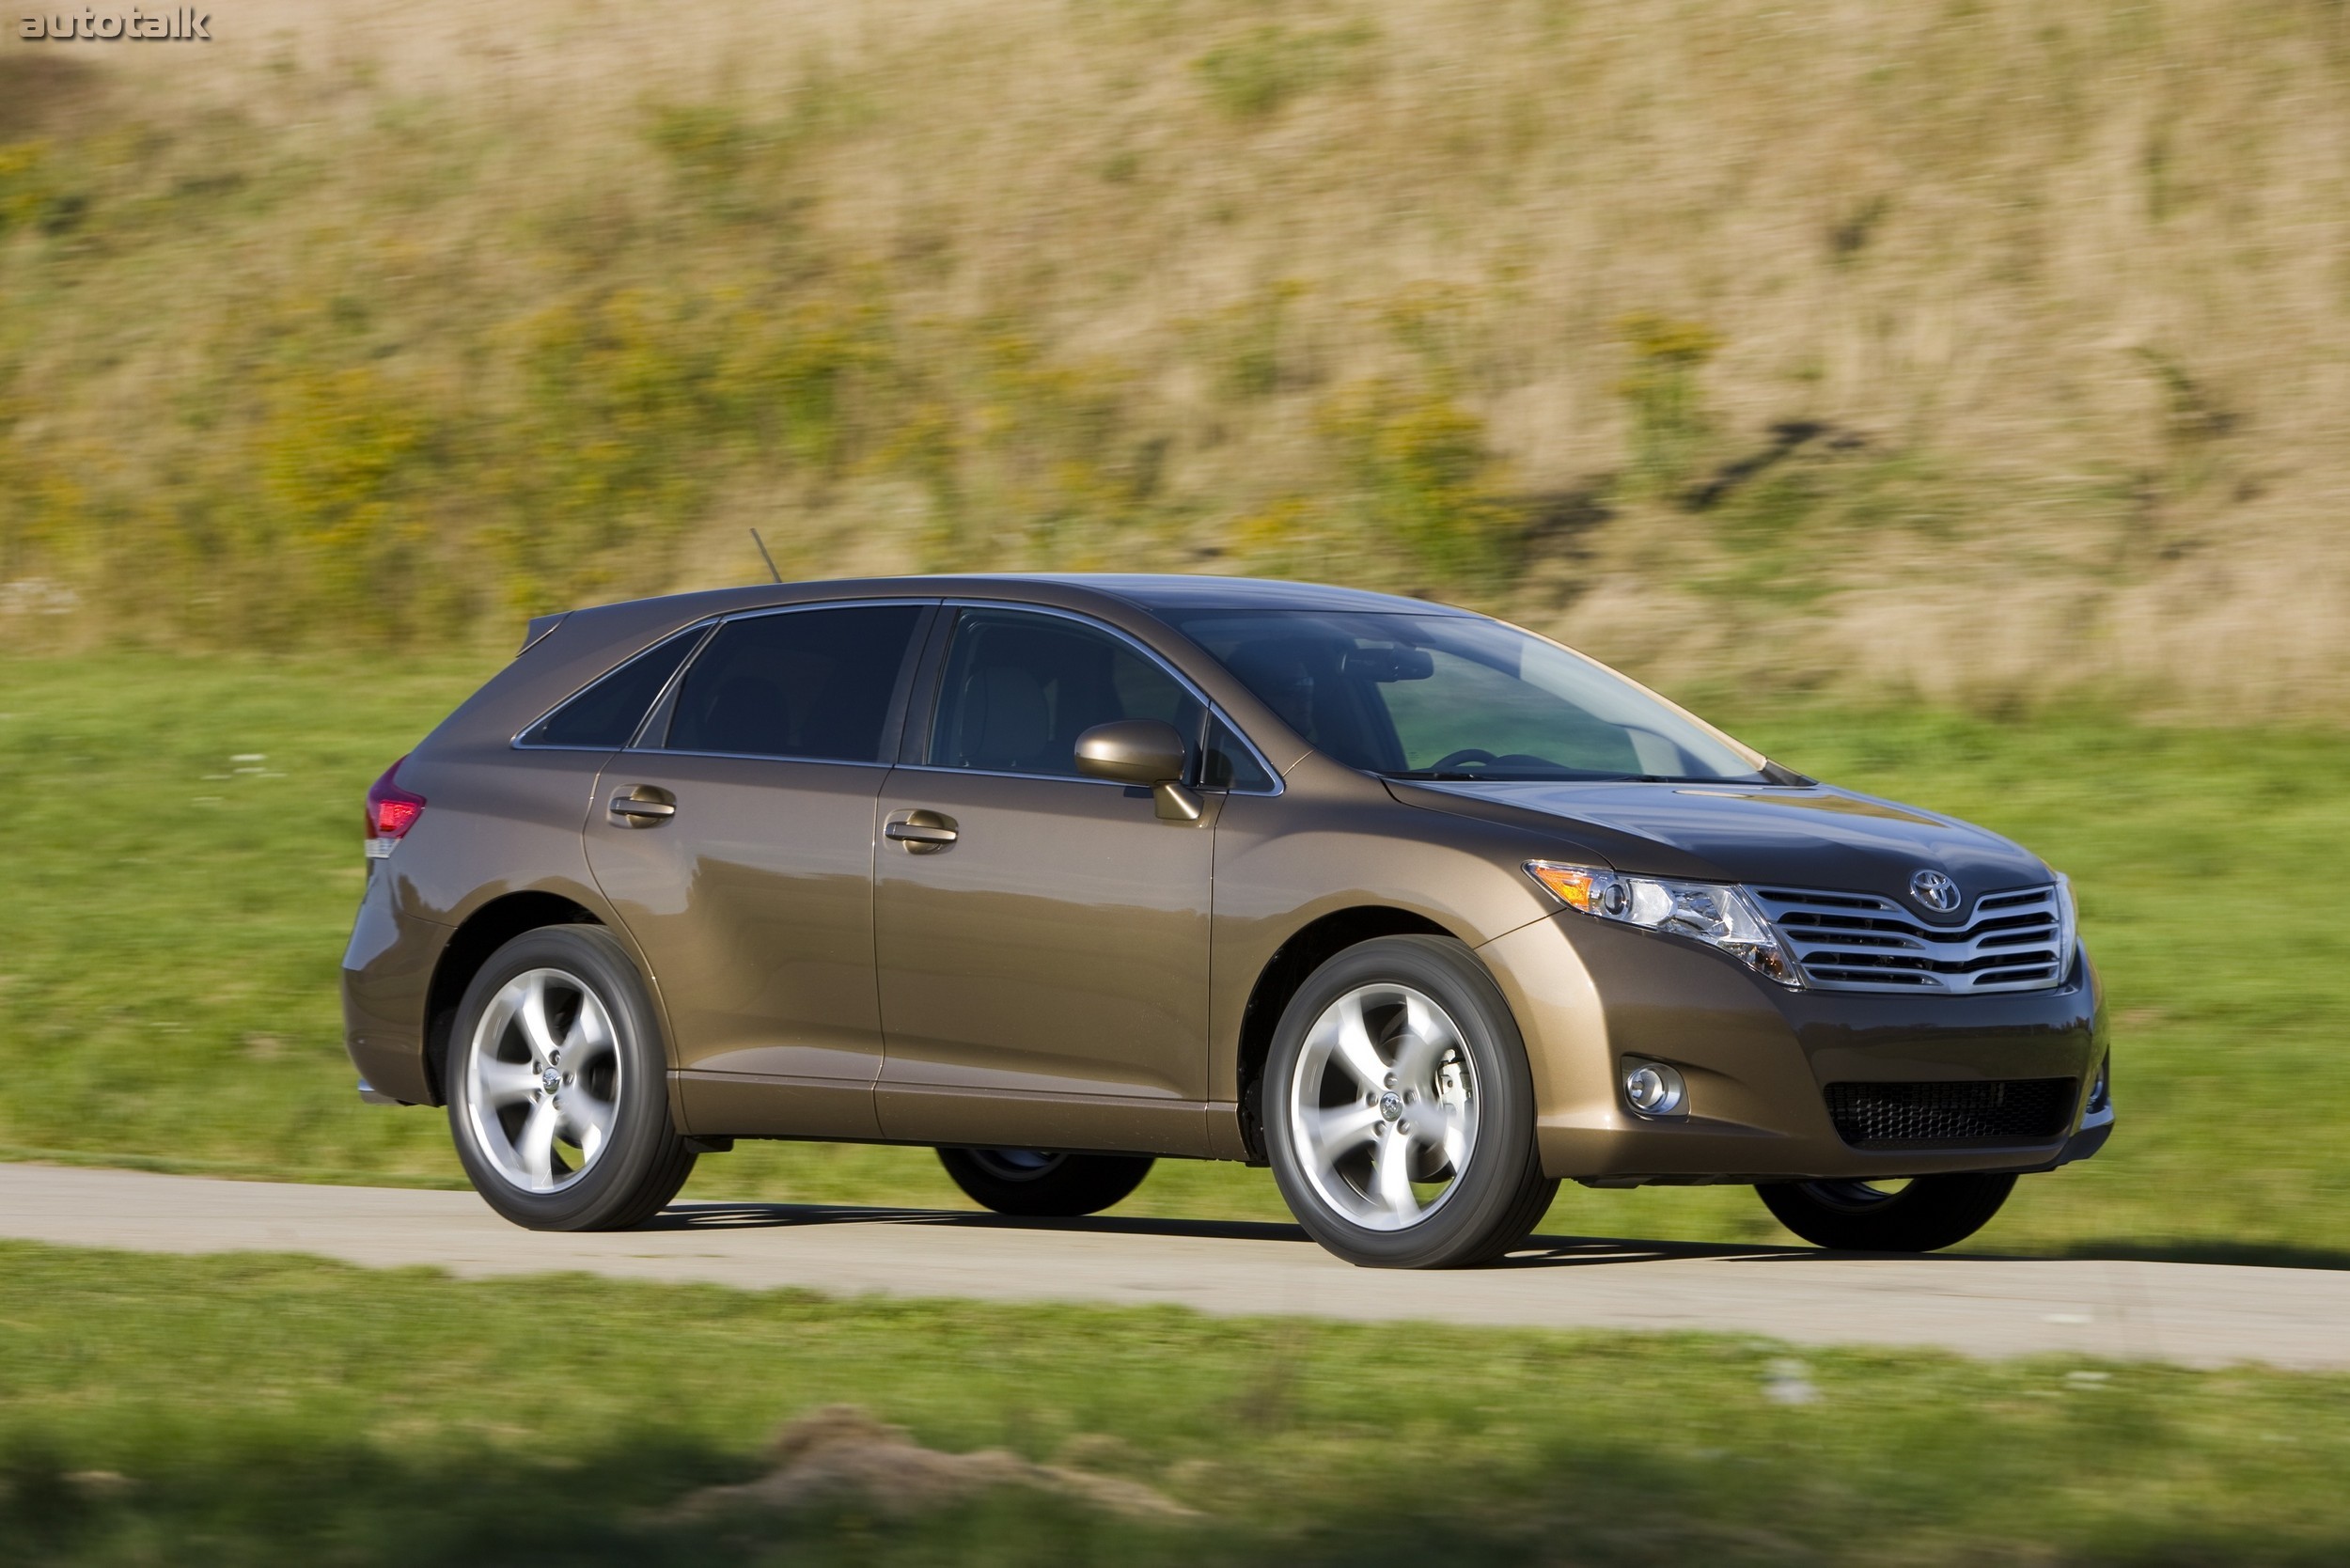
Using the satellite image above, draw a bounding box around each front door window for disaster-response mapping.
[926,608,1201,776]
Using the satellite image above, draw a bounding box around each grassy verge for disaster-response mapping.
[2,652,2346,1259]
[0,1241,2346,1566]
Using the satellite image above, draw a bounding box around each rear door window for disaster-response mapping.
[663,604,927,762]
[925,608,1201,778]
[519,625,708,749]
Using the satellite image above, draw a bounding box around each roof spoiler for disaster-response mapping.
[518,611,571,654]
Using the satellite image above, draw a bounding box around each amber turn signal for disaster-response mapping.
[1523,861,1606,912]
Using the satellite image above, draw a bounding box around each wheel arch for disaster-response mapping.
[1232,905,1456,1161]
[422,891,604,1104]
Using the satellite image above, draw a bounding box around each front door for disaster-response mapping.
[586,601,932,1139]
[873,606,1217,1155]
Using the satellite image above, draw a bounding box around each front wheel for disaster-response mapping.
[1263,935,1558,1268]
[936,1148,1154,1216]
[446,925,696,1231]
[1756,1173,2016,1252]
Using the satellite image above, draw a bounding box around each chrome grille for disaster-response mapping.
[1752,884,2068,994]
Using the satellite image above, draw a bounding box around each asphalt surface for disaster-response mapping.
[2,1163,2344,1369]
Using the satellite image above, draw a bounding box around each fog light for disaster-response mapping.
[2087,1057,2110,1114]
[1623,1060,1686,1117]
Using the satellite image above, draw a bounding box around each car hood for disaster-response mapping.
[1392,778,2052,916]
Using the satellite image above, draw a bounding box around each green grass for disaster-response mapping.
[0,1240,2346,1566]
[1,653,2345,1261]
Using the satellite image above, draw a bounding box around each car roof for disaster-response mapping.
[596,572,1469,619]
[537,574,1480,649]
[1002,573,1475,616]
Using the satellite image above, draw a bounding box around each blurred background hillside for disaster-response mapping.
[5,0,2348,716]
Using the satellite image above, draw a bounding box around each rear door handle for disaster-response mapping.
[884,808,958,852]
[610,787,677,825]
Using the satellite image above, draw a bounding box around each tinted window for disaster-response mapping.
[520,625,707,749]
[927,609,1200,777]
[1200,713,1276,792]
[665,604,925,761]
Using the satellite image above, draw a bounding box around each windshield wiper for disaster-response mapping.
[1386,768,1645,782]
[1384,769,1771,784]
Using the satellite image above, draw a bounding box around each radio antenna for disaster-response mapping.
[749,527,783,585]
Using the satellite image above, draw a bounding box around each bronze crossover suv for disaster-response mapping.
[343,574,2111,1267]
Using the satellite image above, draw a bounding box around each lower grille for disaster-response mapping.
[1825,1078,2076,1148]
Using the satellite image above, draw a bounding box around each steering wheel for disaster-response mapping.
[1429,748,1496,772]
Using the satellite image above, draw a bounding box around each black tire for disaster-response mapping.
[1756,1173,2016,1252]
[446,925,696,1231]
[936,1147,1154,1217]
[1262,934,1558,1268]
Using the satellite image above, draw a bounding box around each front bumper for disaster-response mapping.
[1480,913,2111,1184]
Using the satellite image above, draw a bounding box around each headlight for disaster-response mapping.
[1525,860,1800,987]
[2053,871,2079,980]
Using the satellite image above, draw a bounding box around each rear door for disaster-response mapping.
[586,601,934,1139]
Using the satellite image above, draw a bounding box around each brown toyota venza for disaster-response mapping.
[342,574,2111,1266]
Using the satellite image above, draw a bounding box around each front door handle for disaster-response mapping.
[610,786,677,826]
[884,808,959,852]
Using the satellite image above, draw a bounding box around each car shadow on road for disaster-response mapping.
[658,1202,2341,1271]
[650,1201,1836,1265]
[1497,1234,1823,1267]
[656,1200,2350,1272]
[651,1200,1310,1245]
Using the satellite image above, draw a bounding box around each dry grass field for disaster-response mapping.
[4,0,2349,715]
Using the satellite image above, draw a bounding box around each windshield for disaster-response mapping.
[1168,610,1770,782]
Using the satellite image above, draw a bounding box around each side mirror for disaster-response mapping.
[1073,720,1203,822]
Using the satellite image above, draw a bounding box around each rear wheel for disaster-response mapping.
[446,925,696,1231]
[1263,935,1558,1269]
[935,1147,1154,1217]
[1756,1173,2015,1252]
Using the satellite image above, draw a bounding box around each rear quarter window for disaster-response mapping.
[517,625,707,749]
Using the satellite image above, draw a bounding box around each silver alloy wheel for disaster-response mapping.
[1287,982,1480,1231]
[462,967,623,1194]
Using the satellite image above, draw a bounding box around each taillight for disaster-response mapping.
[366,757,427,859]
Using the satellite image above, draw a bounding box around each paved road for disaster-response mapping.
[3,1164,2344,1370]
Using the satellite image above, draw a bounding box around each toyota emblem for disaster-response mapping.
[1908,870,1961,913]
